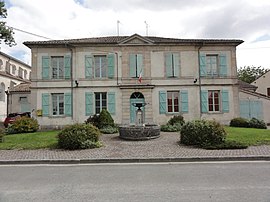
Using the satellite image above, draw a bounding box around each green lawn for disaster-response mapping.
[0,130,59,150]
[225,126,270,146]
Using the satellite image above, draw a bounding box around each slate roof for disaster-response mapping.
[24,34,244,47]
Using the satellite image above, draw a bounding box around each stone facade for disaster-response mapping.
[0,51,31,121]
[24,34,243,129]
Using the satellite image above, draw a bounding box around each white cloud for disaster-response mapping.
[1,0,270,68]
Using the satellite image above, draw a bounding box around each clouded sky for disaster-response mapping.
[1,0,270,69]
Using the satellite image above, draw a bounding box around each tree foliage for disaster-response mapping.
[0,1,16,46]
[237,66,269,83]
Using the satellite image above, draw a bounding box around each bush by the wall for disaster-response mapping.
[58,123,101,150]
[161,115,185,132]
[180,120,226,147]
[85,109,115,129]
[85,114,100,128]
[230,117,249,128]
[7,117,39,134]
[168,115,185,126]
[100,125,119,134]
[249,118,267,129]
[0,128,5,143]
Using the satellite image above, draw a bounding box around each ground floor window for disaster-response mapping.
[267,88,270,96]
[95,92,107,114]
[167,91,179,113]
[208,90,220,112]
[52,93,64,115]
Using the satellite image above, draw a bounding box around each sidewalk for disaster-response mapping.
[1,132,270,164]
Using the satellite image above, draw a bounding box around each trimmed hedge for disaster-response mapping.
[58,123,101,150]
[7,117,39,134]
[180,120,226,147]
[203,140,248,150]
[230,117,267,129]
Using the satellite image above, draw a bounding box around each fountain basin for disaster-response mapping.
[119,124,160,140]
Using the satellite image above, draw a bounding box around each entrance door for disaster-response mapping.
[130,92,145,124]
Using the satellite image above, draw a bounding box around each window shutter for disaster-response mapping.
[129,54,136,77]
[85,92,94,116]
[159,91,167,114]
[42,93,50,116]
[180,90,188,113]
[85,55,93,78]
[221,90,229,113]
[107,92,116,115]
[219,54,227,76]
[165,53,173,77]
[42,56,50,79]
[64,55,71,79]
[201,90,208,113]
[199,54,206,77]
[107,54,115,78]
[173,53,180,77]
[137,54,143,77]
[64,93,72,116]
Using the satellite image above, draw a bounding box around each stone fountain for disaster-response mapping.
[119,103,160,140]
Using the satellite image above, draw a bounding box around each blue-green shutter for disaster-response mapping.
[129,54,136,77]
[137,54,143,77]
[221,90,229,113]
[181,90,188,113]
[64,93,72,116]
[42,56,50,79]
[165,53,173,77]
[64,55,71,79]
[108,54,115,78]
[219,54,227,76]
[85,55,93,78]
[199,54,206,77]
[201,90,208,113]
[42,93,50,116]
[107,92,116,115]
[159,91,167,114]
[85,92,94,116]
[173,53,180,77]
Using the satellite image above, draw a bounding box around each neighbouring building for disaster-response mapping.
[251,70,270,97]
[0,51,31,121]
[24,34,243,129]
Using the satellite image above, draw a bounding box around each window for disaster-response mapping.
[5,61,10,74]
[94,55,107,78]
[18,67,23,78]
[0,83,5,101]
[167,91,179,113]
[24,70,28,79]
[0,59,3,70]
[208,90,220,112]
[267,88,270,96]
[206,55,218,76]
[165,53,179,77]
[52,94,64,115]
[129,54,143,78]
[12,64,16,75]
[95,92,107,114]
[51,56,64,79]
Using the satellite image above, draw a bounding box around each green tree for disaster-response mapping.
[237,66,269,83]
[0,1,15,46]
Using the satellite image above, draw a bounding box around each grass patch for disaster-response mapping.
[0,131,59,150]
[225,126,270,146]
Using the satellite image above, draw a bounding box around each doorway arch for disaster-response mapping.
[130,92,145,124]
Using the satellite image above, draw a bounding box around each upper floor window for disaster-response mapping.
[0,83,5,101]
[42,55,71,80]
[5,61,11,74]
[12,64,16,75]
[200,53,227,77]
[94,55,107,78]
[0,59,3,71]
[24,70,28,79]
[52,56,64,79]
[165,53,180,78]
[129,54,143,78]
[18,67,23,78]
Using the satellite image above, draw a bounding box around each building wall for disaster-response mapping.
[252,71,270,96]
[0,52,31,121]
[29,40,240,128]
[239,91,270,124]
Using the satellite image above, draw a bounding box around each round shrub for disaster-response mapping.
[98,109,114,129]
[230,117,249,128]
[180,120,226,147]
[249,118,267,129]
[7,117,39,134]
[85,114,100,128]
[58,123,101,150]
[168,115,185,126]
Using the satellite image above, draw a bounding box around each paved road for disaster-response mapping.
[0,161,270,202]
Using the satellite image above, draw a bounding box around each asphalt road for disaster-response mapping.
[0,161,270,202]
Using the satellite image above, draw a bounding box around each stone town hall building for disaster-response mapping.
[24,34,243,129]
